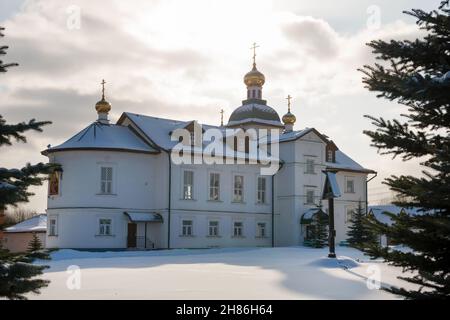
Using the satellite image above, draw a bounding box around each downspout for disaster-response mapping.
[167,151,172,249]
[366,172,378,214]
[272,161,284,248]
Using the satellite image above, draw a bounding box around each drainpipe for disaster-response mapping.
[272,161,284,248]
[366,172,378,214]
[167,151,172,249]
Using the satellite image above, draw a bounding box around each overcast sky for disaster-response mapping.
[0,0,442,212]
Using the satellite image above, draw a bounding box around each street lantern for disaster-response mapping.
[322,169,341,258]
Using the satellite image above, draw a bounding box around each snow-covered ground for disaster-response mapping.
[28,247,418,300]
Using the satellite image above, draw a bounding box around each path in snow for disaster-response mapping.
[29,247,417,300]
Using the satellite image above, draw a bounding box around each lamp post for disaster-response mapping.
[322,169,341,258]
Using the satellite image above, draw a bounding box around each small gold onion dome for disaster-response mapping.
[95,79,111,113]
[244,64,265,87]
[282,112,296,125]
[95,98,111,114]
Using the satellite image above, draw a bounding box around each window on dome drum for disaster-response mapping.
[305,159,315,174]
[209,173,220,201]
[257,222,267,238]
[99,218,112,236]
[306,190,315,204]
[183,170,194,200]
[346,178,355,193]
[233,222,243,237]
[257,177,266,204]
[233,175,244,202]
[182,220,193,236]
[100,167,113,194]
[208,221,219,237]
[49,217,57,236]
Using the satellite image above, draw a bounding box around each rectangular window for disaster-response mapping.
[346,208,355,223]
[183,170,194,200]
[182,220,193,236]
[306,190,315,204]
[233,175,244,202]
[99,218,112,236]
[209,173,220,201]
[305,159,315,174]
[100,167,113,194]
[327,150,334,162]
[257,177,266,204]
[257,222,267,238]
[49,217,57,236]
[208,221,219,237]
[346,179,355,193]
[233,222,243,237]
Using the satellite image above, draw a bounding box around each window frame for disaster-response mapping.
[100,166,114,195]
[256,222,267,238]
[233,221,244,238]
[208,220,219,237]
[306,189,315,205]
[98,218,113,236]
[305,158,315,174]
[48,216,58,237]
[208,172,221,201]
[257,176,267,204]
[233,174,244,203]
[345,177,355,194]
[181,220,194,237]
[183,170,194,200]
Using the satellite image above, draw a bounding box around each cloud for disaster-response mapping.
[0,0,429,211]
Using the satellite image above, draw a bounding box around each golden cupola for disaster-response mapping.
[244,64,266,87]
[95,79,111,123]
[282,95,296,132]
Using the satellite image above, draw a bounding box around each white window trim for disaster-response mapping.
[207,220,220,237]
[207,171,221,202]
[181,219,194,237]
[256,221,268,238]
[256,176,268,205]
[345,207,356,223]
[97,163,117,196]
[97,217,114,236]
[182,169,195,200]
[232,173,245,203]
[305,157,316,174]
[345,176,356,194]
[48,215,58,237]
[305,188,316,205]
[232,221,245,238]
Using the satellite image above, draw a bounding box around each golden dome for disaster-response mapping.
[244,64,265,87]
[95,98,111,114]
[282,112,296,125]
[95,79,111,114]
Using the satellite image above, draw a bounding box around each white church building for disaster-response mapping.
[42,55,375,250]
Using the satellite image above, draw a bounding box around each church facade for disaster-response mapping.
[43,56,375,250]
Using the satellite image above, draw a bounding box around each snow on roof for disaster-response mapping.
[323,171,341,198]
[124,212,163,223]
[5,214,47,233]
[327,150,375,174]
[43,122,158,155]
[368,205,433,225]
[121,113,279,162]
[301,208,327,224]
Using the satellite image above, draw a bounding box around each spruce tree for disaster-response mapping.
[309,211,329,249]
[359,1,450,299]
[27,233,50,261]
[346,201,378,249]
[0,26,57,300]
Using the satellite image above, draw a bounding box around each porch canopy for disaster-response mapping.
[124,212,163,223]
[300,208,328,224]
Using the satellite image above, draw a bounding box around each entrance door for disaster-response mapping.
[127,223,137,248]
